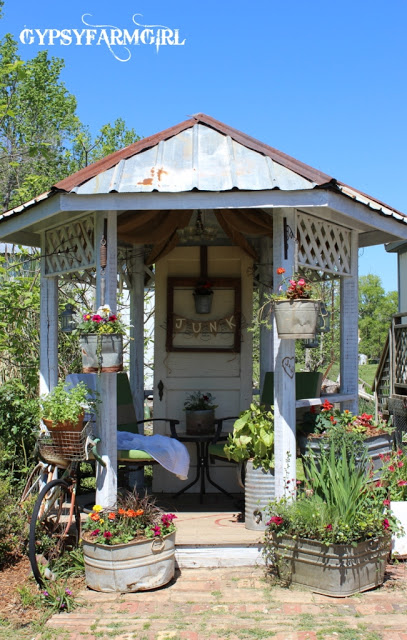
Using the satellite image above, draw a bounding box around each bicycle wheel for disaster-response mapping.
[20,462,53,506]
[29,479,80,587]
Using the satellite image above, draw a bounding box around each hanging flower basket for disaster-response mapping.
[193,292,213,314]
[273,299,321,339]
[80,334,123,373]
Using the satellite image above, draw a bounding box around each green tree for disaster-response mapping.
[358,274,397,360]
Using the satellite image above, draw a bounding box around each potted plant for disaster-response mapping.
[77,304,126,373]
[224,403,274,531]
[264,442,396,596]
[193,279,214,314]
[82,491,177,592]
[183,391,218,435]
[374,449,407,557]
[298,400,394,480]
[264,268,321,339]
[40,380,97,432]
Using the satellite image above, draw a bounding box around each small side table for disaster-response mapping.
[171,432,234,504]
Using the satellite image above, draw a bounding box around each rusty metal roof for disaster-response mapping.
[0,113,406,226]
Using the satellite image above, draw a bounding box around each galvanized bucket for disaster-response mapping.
[80,334,123,373]
[193,292,213,314]
[273,299,321,339]
[185,409,215,435]
[245,460,275,531]
[82,532,175,592]
[271,533,389,596]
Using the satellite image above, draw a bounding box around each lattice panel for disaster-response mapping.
[45,216,95,275]
[376,344,390,414]
[394,326,407,386]
[297,212,351,276]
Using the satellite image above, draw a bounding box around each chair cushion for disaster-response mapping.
[117,449,155,462]
[208,442,238,461]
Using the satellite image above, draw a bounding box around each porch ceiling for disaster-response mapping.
[0,113,406,247]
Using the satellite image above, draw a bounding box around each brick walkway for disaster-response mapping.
[43,564,407,640]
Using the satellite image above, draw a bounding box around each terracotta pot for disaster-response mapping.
[42,414,85,459]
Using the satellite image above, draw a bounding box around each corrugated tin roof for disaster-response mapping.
[0,113,406,226]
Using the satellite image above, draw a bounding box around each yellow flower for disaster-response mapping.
[93,504,103,512]
[99,519,104,524]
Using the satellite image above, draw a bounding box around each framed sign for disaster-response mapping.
[166,277,241,353]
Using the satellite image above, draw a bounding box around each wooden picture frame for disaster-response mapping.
[166,277,241,353]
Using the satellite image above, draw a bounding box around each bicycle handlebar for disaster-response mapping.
[89,437,106,467]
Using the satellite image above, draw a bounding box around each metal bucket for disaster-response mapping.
[82,532,175,592]
[185,409,215,435]
[274,299,321,339]
[193,293,213,314]
[80,334,123,373]
[245,460,275,531]
[271,533,389,596]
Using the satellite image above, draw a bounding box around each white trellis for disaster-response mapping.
[45,215,96,276]
[297,211,351,276]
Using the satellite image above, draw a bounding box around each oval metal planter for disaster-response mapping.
[185,409,215,435]
[80,334,123,373]
[298,433,393,480]
[270,533,390,596]
[273,299,321,339]
[245,460,275,531]
[82,532,176,592]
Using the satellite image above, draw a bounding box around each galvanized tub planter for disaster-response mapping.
[185,409,215,435]
[80,334,123,373]
[270,534,390,597]
[298,433,393,480]
[391,501,407,558]
[82,532,176,592]
[245,460,275,531]
[273,299,321,339]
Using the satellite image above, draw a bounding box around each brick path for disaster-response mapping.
[42,564,407,640]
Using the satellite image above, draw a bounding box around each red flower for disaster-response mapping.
[90,529,100,536]
[383,499,390,506]
[276,267,286,275]
[388,465,396,472]
[375,481,383,487]
[267,516,284,527]
[153,526,162,537]
[325,524,333,530]
[92,314,103,323]
[103,531,112,538]
[397,480,407,486]
[108,314,117,322]
[397,450,403,456]
[383,518,390,530]
[322,400,333,411]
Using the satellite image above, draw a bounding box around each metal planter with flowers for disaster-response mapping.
[82,494,177,593]
[77,304,126,373]
[270,269,321,339]
[193,279,214,314]
[183,391,218,435]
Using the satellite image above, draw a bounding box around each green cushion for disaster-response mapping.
[261,371,323,406]
[117,449,155,462]
[208,442,239,462]
[117,373,139,434]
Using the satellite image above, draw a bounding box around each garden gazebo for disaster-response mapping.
[0,113,406,508]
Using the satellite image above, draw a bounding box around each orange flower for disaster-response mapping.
[118,508,126,515]
[108,512,116,520]
[276,267,286,275]
[135,509,144,516]
[90,513,100,521]
[125,509,138,517]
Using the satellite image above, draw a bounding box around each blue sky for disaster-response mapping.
[3,0,407,292]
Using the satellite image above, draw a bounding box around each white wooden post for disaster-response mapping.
[273,209,297,499]
[39,234,58,395]
[130,245,145,424]
[259,236,274,393]
[95,211,118,509]
[340,230,359,414]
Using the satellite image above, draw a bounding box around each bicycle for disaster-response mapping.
[28,423,104,587]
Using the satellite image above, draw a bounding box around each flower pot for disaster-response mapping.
[298,433,393,481]
[245,460,275,531]
[185,409,215,435]
[42,415,85,459]
[193,292,213,314]
[391,501,407,558]
[270,533,390,596]
[273,299,321,339]
[82,532,176,592]
[80,334,123,373]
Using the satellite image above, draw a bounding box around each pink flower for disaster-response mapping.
[383,518,390,530]
[398,462,404,468]
[153,525,162,537]
[397,480,407,486]
[375,481,383,487]
[383,499,390,506]
[325,524,333,530]
[289,280,296,286]
[297,278,305,286]
[108,314,117,322]
[92,314,103,323]
[388,465,396,472]
[397,450,403,456]
[103,531,112,539]
[267,516,284,527]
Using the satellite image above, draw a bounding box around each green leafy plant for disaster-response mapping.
[183,391,217,411]
[40,380,98,426]
[82,491,177,546]
[76,304,127,335]
[40,584,77,612]
[0,478,29,566]
[224,403,274,471]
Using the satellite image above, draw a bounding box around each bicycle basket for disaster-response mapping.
[37,423,93,466]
